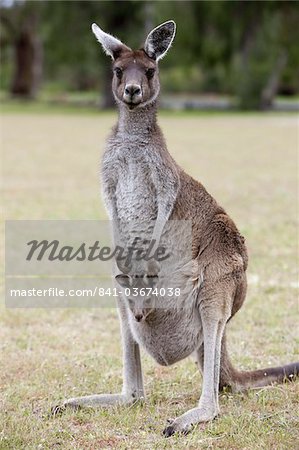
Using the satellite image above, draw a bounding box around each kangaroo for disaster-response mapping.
[57,21,299,436]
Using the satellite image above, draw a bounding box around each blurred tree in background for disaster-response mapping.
[0,0,43,98]
[0,0,298,109]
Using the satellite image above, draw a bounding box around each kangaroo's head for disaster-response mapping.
[115,273,158,322]
[92,21,176,109]
[115,259,160,322]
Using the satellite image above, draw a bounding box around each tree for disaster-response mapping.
[42,0,145,107]
[1,1,298,108]
[228,1,299,109]
[0,0,43,98]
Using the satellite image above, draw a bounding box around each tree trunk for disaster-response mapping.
[10,13,42,99]
[260,51,288,109]
[100,1,143,109]
[144,1,154,34]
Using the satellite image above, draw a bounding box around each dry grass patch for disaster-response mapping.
[1,112,298,449]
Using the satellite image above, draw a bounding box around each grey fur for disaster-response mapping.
[57,21,299,437]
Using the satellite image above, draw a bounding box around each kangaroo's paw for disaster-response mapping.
[51,393,141,416]
[162,406,218,437]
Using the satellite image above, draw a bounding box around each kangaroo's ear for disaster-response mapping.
[115,274,131,288]
[91,23,131,59]
[143,20,176,61]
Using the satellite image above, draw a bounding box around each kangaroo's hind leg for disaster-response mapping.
[163,279,234,437]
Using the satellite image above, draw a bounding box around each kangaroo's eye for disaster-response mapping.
[114,67,123,79]
[146,68,155,79]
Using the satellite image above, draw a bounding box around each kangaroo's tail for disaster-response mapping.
[220,333,299,391]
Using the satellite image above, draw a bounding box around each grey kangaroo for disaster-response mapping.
[58,21,299,436]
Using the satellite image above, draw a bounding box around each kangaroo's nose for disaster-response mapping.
[134,314,143,322]
[125,84,141,97]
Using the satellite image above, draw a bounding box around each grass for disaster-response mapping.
[1,109,298,449]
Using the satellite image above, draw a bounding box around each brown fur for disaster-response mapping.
[109,43,299,392]
[58,21,299,436]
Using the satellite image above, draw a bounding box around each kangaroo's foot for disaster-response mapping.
[52,393,142,416]
[162,406,219,437]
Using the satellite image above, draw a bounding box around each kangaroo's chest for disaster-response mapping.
[115,155,157,221]
[129,305,203,366]
[103,141,158,222]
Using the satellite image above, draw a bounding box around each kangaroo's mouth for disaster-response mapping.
[125,100,141,110]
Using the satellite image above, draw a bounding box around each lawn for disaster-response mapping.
[1,109,298,449]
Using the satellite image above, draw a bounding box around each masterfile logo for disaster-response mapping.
[5,220,192,308]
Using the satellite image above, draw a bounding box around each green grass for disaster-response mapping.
[1,111,298,449]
